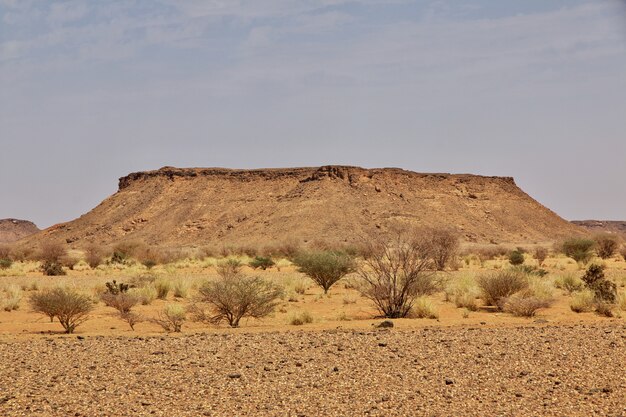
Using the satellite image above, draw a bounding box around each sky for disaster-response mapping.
[1,0,625,229]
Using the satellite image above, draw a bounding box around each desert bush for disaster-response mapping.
[289,310,313,325]
[172,280,189,298]
[293,281,307,295]
[409,297,439,319]
[29,287,94,333]
[216,258,242,278]
[569,289,595,313]
[617,292,626,311]
[581,264,616,303]
[357,228,438,318]
[100,292,138,314]
[39,242,67,276]
[593,234,619,259]
[512,264,548,277]
[154,304,186,332]
[620,246,626,261]
[477,270,528,309]
[110,240,144,264]
[468,245,509,262]
[120,311,142,330]
[424,228,460,271]
[105,280,130,295]
[342,295,357,304]
[0,258,12,270]
[1,285,22,311]
[444,274,480,311]
[294,250,355,294]
[83,244,104,268]
[154,279,171,300]
[194,274,283,327]
[0,245,11,260]
[508,250,525,266]
[502,291,551,317]
[560,238,595,264]
[554,273,584,293]
[534,247,548,266]
[249,256,275,270]
[129,285,157,305]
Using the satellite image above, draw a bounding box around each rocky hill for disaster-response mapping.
[21,166,584,248]
[0,219,40,244]
[571,220,626,239]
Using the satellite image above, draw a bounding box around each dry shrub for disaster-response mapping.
[129,286,157,305]
[29,287,94,333]
[172,280,189,298]
[409,297,439,319]
[445,274,480,311]
[477,270,528,308]
[620,246,626,261]
[467,245,509,262]
[502,292,551,317]
[100,292,138,313]
[357,227,438,318]
[569,290,595,313]
[154,279,171,300]
[617,292,626,312]
[554,273,584,293]
[581,264,616,303]
[293,250,355,294]
[593,233,619,259]
[289,310,313,325]
[154,304,186,332]
[0,245,11,260]
[424,227,460,271]
[534,247,548,266]
[560,238,595,264]
[1,285,22,311]
[216,258,242,277]
[9,245,34,262]
[84,244,104,268]
[595,302,614,317]
[39,242,67,276]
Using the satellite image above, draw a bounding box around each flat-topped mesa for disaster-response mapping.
[118,165,517,191]
[19,165,581,248]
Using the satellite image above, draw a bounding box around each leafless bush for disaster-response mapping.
[534,247,548,266]
[84,244,104,268]
[477,270,528,309]
[0,245,11,260]
[120,311,142,330]
[424,227,460,271]
[216,258,242,278]
[153,304,186,332]
[100,292,138,314]
[39,242,67,276]
[194,274,283,327]
[357,228,438,318]
[594,234,619,259]
[29,287,94,333]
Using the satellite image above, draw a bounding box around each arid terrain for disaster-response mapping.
[0,219,39,244]
[573,220,626,239]
[20,166,584,249]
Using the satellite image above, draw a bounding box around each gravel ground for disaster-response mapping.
[0,323,625,416]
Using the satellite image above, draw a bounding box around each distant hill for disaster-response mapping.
[0,219,40,244]
[21,166,585,248]
[571,220,626,239]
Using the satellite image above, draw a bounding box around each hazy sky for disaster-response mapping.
[1,0,625,228]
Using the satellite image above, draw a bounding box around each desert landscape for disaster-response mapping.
[1,166,625,416]
[3,1,625,416]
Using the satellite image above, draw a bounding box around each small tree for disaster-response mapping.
[581,264,616,303]
[425,228,460,271]
[508,250,525,266]
[293,250,355,294]
[593,234,619,259]
[29,288,94,333]
[561,238,595,264]
[194,274,283,327]
[357,228,438,318]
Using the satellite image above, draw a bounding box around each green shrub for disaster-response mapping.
[477,270,528,309]
[29,287,94,333]
[0,258,12,270]
[581,264,616,303]
[561,238,595,264]
[294,250,355,294]
[508,250,525,266]
[249,256,275,270]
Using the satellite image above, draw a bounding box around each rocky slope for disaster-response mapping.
[0,219,39,244]
[572,220,626,239]
[22,166,584,248]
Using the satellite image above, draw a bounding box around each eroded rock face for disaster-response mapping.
[0,219,40,244]
[23,165,583,248]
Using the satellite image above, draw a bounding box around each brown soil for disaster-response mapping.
[22,166,584,249]
[0,219,39,244]
[0,323,624,416]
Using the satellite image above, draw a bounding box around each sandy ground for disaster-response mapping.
[0,323,624,416]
